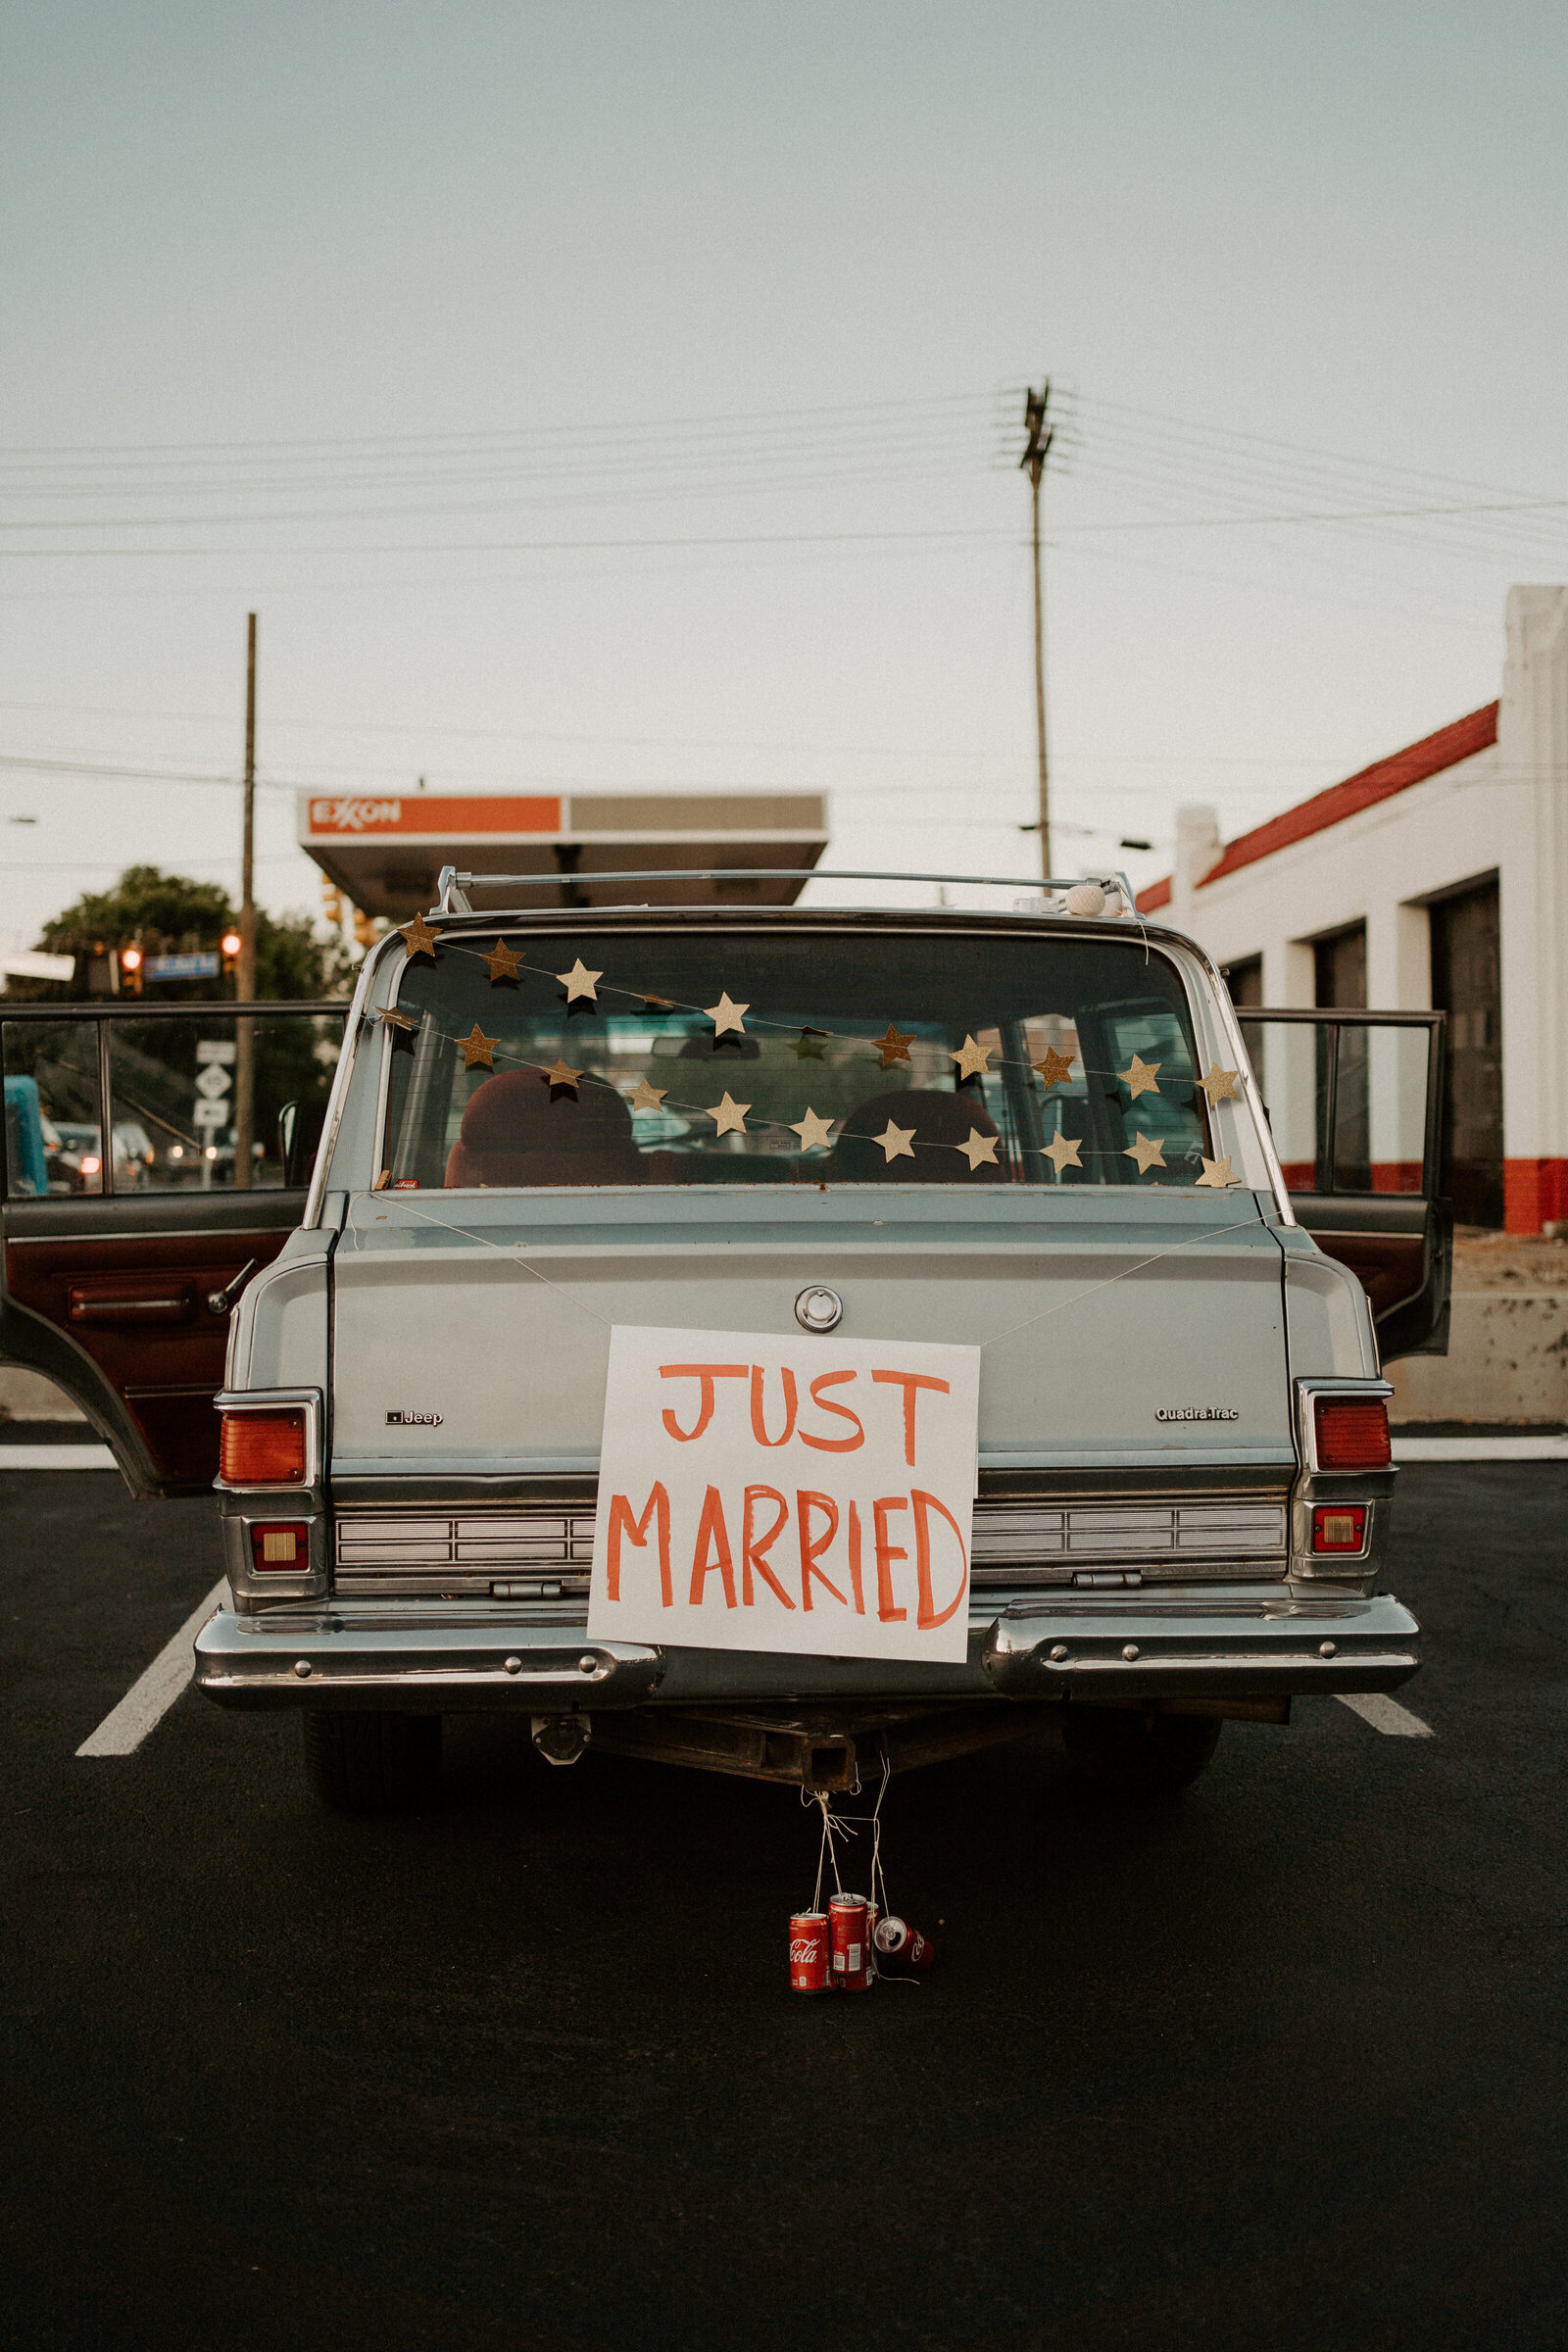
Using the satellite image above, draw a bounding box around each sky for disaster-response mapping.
[2,0,1566,956]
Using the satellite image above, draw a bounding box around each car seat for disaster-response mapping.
[444,1068,644,1189]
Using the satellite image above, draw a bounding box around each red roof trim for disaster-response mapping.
[1200,702,1498,887]
[1131,700,1497,908]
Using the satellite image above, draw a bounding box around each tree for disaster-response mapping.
[19,865,355,1002]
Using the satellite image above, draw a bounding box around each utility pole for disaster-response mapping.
[1020,383,1054,879]
[233,612,257,1191]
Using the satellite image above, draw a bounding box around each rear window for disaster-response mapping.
[379,926,1215,1191]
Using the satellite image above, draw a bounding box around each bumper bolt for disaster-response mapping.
[504,1656,522,1676]
[1319,1641,1337,1658]
[578,1653,597,1674]
[1122,1643,1140,1661]
[1050,1643,1068,1661]
[293,1659,313,1679]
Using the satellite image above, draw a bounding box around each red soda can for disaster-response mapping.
[789,1912,830,1993]
[873,1913,936,1971]
[828,1892,871,1990]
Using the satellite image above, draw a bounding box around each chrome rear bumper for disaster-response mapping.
[193,1586,1418,1710]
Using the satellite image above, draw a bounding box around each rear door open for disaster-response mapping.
[1,1001,346,1494]
[1239,1007,1450,1359]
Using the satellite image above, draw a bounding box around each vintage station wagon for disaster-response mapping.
[0,870,1448,1809]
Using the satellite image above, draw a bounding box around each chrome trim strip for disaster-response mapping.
[303,943,388,1229]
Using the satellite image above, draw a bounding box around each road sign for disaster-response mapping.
[195,1064,232,1101]
[145,952,220,981]
[192,1099,229,1130]
[195,1041,236,1065]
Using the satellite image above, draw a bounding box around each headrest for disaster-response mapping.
[823,1089,1005,1182]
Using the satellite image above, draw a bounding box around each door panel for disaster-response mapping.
[1240,1010,1450,1360]
[1,1004,345,1494]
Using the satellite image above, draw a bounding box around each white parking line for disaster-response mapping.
[75,1580,227,1757]
[0,1444,117,1469]
[1338,1692,1435,1738]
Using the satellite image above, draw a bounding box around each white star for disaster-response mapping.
[556,957,602,1003]
[1124,1130,1166,1173]
[956,1128,999,1171]
[1196,1154,1239,1188]
[1119,1053,1162,1101]
[704,992,749,1037]
[705,1092,751,1136]
[628,1079,667,1114]
[1198,1063,1240,1104]
[1040,1131,1082,1174]
[789,1107,835,1152]
[873,1119,916,1163]
[950,1034,994,1080]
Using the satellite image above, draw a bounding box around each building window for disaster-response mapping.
[1224,956,1263,1008]
[1312,923,1367,1010]
[1430,879,1502,1229]
[1311,925,1368,1186]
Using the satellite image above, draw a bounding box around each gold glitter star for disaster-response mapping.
[462,1024,498,1070]
[1196,1154,1239,1189]
[484,939,520,983]
[792,1028,828,1060]
[1118,1053,1162,1101]
[705,1092,751,1136]
[956,1128,999,1171]
[1040,1131,1083,1174]
[1032,1046,1075,1089]
[629,1079,667,1113]
[541,1058,582,1092]
[950,1035,995,1081]
[380,1006,416,1032]
[1198,1063,1240,1104]
[705,992,749,1037]
[372,1167,392,1191]
[557,957,602,1004]
[789,1107,835,1152]
[873,1119,916,1163]
[1124,1130,1166,1173]
[873,1023,914,1069]
[399,913,441,960]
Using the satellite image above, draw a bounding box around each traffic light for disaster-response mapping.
[351,906,378,950]
[220,928,241,980]
[120,945,143,996]
[321,877,344,928]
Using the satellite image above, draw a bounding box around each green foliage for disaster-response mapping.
[20,865,355,1003]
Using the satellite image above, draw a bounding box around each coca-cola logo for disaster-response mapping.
[789,1936,822,1961]
[310,796,403,832]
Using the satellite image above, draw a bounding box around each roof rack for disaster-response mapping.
[432,864,1138,915]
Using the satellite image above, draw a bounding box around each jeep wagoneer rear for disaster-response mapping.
[193,886,1419,1810]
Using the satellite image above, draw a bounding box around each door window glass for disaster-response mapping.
[1243,1018,1431,1197]
[106,1013,344,1191]
[2,1021,105,1196]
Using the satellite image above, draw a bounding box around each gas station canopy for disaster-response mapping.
[297,790,829,916]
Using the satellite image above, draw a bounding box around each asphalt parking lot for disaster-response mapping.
[4,1460,1565,2352]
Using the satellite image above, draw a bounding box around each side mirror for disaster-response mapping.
[277,1102,328,1189]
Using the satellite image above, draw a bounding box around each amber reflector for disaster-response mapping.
[220,1410,306,1485]
[1312,1503,1368,1552]
[1313,1396,1392,1471]
[251,1521,310,1572]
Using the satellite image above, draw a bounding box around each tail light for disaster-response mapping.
[220,1409,307,1485]
[1313,1396,1392,1470]
[1312,1503,1368,1553]
[250,1521,310,1572]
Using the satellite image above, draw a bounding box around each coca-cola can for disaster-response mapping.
[789,1911,830,1993]
[829,1891,871,1991]
[872,1913,936,1971]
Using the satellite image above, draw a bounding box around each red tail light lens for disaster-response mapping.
[1312,1503,1368,1553]
[220,1410,307,1485]
[250,1521,310,1572]
[1313,1396,1392,1470]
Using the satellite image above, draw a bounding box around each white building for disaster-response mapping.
[1137,586,1568,1235]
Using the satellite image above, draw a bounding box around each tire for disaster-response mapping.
[302,1709,442,1813]
[1060,1705,1222,1795]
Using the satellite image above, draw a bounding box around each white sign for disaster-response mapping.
[196,1041,237,1065]
[588,1325,981,1665]
[194,1063,232,1100]
[192,1098,229,1129]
